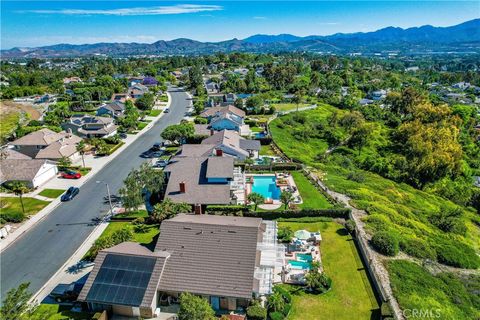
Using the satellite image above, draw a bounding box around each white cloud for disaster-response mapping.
[22,4,223,16]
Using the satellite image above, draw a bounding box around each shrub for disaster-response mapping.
[345,219,356,234]
[371,231,399,256]
[132,217,145,225]
[1,211,24,223]
[435,242,480,269]
[246,304,267,320]
[134,224,149,233]
[193,117,208,124]
[269,312,284,320]
[399,238,436,260]
[277,226,294,243]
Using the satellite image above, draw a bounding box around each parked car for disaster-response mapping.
[49,282,83,303]
[61,170,81,179]
[164,108,170,113]
[141,149,164,158]
[153,159,170,168]
[119,132,128,139]
[152,142,166,151]
[61,187,80,202]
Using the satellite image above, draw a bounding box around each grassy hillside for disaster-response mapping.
[270,105,480,314]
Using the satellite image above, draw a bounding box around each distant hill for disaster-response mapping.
[2,19,479,58]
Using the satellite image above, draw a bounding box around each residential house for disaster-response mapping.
[0,159,58,188]
[371,89,387,100]
[78,214,283,318]
[10,128,82,161]
[201,130,260,160]
[111,93,130,103]
[129,83,149,99]
[63,77,82,85]
[205,82,220,94]
[163,156,235,210]
[223,93,237,104]
[63,115,118,139]
[96,101,126,118]
[199,105,250,135]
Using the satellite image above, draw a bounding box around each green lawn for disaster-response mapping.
[33,304,93,320]
[250,126,264,133]
[0,197,50,221]
[96,221,159,245]
[291,171,333,209]
[278,221,379,320]
[115,209,149,219]
[67,166,91,176]
[38,189,65,199]
[272,103,309,112]
[137,122,148,130]
[260,145,277,156]
[149,109,161,117]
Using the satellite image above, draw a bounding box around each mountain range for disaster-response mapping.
[2,19,479,58]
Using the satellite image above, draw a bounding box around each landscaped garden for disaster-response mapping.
[38,189,65,199]
[278,219,379,320]
[0,197,50,223]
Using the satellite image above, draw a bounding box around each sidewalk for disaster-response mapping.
[0,93,171,252]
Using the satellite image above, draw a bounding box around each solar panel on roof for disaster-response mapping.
[86,254,157,306]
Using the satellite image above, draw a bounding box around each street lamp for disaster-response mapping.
[96,180,113,214]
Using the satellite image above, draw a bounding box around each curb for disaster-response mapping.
[1,92,172,252]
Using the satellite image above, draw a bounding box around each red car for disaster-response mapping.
[61,170,82,179]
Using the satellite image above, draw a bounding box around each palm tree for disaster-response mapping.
[10,182,29,215]
[76,140,87,168]
[267,292,285,313]
[280,191,294,209]
[247,192,264,211]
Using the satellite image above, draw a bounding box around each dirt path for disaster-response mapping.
[1,100,42,120]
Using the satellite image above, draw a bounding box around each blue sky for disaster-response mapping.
[1,1,479,49]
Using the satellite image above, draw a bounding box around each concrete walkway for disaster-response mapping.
[0,94,170,251]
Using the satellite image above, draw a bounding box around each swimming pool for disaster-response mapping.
[251,175,281,200]
[288,260,311,270]
[296,253,313,262]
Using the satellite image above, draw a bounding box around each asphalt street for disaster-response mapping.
[0,87,191,298]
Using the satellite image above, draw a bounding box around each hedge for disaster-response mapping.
[242,163,302,171]
[106,142,125,155]
[244,208,351,220]
[205,207,351,220]
[371,231,399,256]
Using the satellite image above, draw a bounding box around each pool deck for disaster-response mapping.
[245,172,302,209]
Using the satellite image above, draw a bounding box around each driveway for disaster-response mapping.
[0,87,191,299]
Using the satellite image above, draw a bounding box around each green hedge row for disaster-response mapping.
[205,206,351,220]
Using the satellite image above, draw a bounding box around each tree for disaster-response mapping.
[348,123,374,155]
[151,198,191,223]
[280,191,294,209]
[247,192,265,211]
[267,292,285,313]
[293,88,305,112]
[135,93,155,111]
[119,163,165,212]
[76,140,87,168]
[178,292,215,320]
[277,226,294,243]
[57,156,72,170]
[0,283,37,320]
[305,262,332,294]
[161,122,194,144]
[10,181,29,215]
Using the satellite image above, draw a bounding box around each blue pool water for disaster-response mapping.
[297,253,313,262]
[288,260,312,270]
[251,175,281,200]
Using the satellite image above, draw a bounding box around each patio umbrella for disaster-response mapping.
[294,230,311,240]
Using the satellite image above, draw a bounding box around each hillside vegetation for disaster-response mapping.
[270,92,480,315]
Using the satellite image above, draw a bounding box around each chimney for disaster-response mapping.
[216,149,223,157]
[179,181,186,193]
